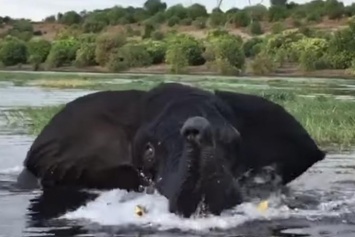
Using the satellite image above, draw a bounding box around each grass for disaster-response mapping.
[1,71,355,150]
[5,90,355,150]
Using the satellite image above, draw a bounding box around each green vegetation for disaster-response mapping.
[0,0,355,77]
[6,84,355,149]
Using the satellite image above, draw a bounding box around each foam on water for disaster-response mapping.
[62,189,294,232]
[60,186,355,233]
[0,166,23,175]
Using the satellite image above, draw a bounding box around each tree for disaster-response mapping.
[60,11,82,25]
[165,4,188,19]
[144,0,167,16]
[187,4,208,20]
[0,36,28,66]
[27,39,51,63]
[95,33,127,66]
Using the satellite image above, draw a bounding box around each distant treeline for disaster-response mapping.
[0,0,355,76]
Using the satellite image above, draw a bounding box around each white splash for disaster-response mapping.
[0,166,22,175]
[62,189,293,232]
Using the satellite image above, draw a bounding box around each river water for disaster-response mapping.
[1,78,355,237]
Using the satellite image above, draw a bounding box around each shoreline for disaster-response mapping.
[0,64,354,81]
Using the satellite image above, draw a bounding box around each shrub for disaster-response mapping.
[233,11,251,27]
[166,34,205,66]
[151,30,165,40]
[0,36,28,66]
[165,4,188,20]
[143,22,155,39]
[27,38,51,63]
[78,33,98,43]
[106,43,153,72]
[243,37,264,57]
[290,37,330,71]
[141,39,167,64]
[28,55,42,71]
[245,4,268,21]
[8,20,34,41]
[193,17,207,29]
[204,34,245,75]
[249,21,263,35]
[326,26,355,69]
[209,11,226,27]
[250,53,277,75]
[306,12,322,23]
[60,11,82,25]
[268,6,288,22]
[181,18,192,26]
[45,37,80,69]
[187,4,208,20]
[271,22,284,34]
[165,43,189,74]
[262,30,305,61]
[82,18,106,33]
[95,33,127,66]
[75,43,96,67]
[292,19,303,27]
[167,16,180,27]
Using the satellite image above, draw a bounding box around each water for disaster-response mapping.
[1,77,355,237]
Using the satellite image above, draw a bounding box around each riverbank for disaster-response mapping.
[1,63,355,80]
[2,69,354,149]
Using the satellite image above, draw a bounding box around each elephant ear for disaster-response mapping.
[25,116,143,191]
[23,90,147,191]
[214,89,325,184]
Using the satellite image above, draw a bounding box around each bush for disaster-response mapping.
[151,30,165,40]
[193,17,207,29]
[250,53,277,75]
[60,11,82,25]
[306,12,322,23]
[95,33,127,66]
[141,39,167,64]
[262,30,305,61]
[27,39,51,63]
[167,16,180,27]
[271,22,284,34]
[165,4,188,20]
[143,22,155,39]
[28,55,42,70]
[268,6,288,22]
[209,11,226,27]
[206,29,231,39]
[249,21,263,35]
[0,36,28,66]
[166,34,205,66]
[82,18,106,33]
[292,19,303,27]
[75,43,96,67]
[8,20,34,41]
[181,18,192,26]
[106,43,153,72]
[45,37,80,69]
[187,4,208,20]
[233,11,251,27]
[204,34,245,75]
[78,33,98,43]
[290,38,330,71]
[245,4,268,21]
[243,37,264,57]
[165,43,189,74]
[326,26,355,69]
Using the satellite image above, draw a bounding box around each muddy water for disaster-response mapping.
[0,78,355,237]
